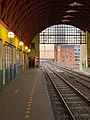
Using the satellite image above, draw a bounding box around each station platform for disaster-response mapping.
[0,68,54,120]
[80,68,90,76]
[74,68,90,76]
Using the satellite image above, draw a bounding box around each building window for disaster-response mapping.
[75,59,80,61]
[16,50,22,65]
[5,44,13,68]
[75,56,80,58]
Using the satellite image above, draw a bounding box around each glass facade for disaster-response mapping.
[39,24,86,44]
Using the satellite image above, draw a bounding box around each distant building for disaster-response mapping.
[74,45,80,62]
[40,44,54,62]
[39,24,85,66]
[55,44,80,69]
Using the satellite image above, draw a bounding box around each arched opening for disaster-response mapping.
[39,24,86,70]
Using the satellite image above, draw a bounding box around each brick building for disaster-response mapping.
[55,44,80,69]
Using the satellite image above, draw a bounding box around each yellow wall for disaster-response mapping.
[29,34,39,57]
[0,20,26,50]
[0,21,9,44]
[0,20,30,85]
[28,34,39,67]
[0,20,39,68]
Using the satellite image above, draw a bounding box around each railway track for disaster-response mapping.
[52,62,90,82]
[43,63,90,120]
[47,63,90,100]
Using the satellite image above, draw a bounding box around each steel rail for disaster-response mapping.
[49,63,90,90]
[43,64,76,120]
[45,63,90,106]
[53,63,90,80]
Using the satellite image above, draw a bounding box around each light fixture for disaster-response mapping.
[8,32,14,38]
[58,48,60,52]
[69,2,83,7]
[19,41,23,46]
[25,46,28,50]
[61,20,71,22]
[66,10,78,13]
[63,15,74,18]
[28,49,31,52]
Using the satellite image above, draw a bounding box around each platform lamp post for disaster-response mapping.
[19,41,24,73]
[8,32,15,81]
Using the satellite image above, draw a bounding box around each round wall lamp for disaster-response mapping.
[19,41,23,46]
[25,46,28,50]
[28,49,31,52]
[8,32,14,38]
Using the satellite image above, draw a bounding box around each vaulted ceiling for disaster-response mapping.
[0,0,90,46]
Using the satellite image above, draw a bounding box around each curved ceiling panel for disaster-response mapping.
[0,0,90,46]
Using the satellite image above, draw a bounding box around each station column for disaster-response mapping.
[80,31,90,71]
[87,31,90,67]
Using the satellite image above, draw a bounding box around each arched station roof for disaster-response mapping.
[0,0,90,46]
